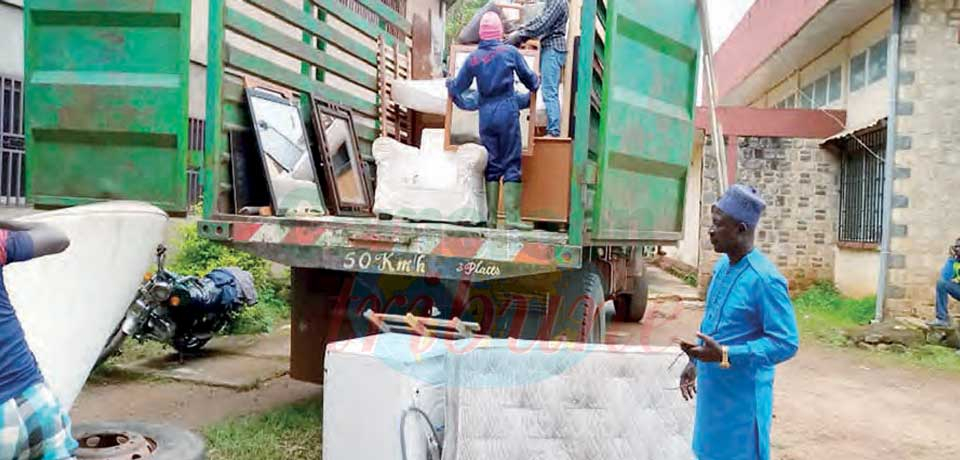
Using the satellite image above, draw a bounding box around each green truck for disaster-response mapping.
[24,0,702,383]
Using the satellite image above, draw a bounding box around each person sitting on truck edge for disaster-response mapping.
[447,12,540,231]
[506,0,568,137]
[678,184,799,460]
[0,220,75,460]
[928,237,960,328]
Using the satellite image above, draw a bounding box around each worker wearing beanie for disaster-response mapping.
[447,12,540,230]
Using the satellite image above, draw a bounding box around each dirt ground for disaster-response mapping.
[72,297,960,459]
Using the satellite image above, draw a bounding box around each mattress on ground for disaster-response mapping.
[6,202,168,409]
[372,129,488,224]
[441,341,695,460]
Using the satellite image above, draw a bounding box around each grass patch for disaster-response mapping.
[169,221,291,335]
[204,398,323,460]
[794,282,960,372]
[88,341,173,384]
[793,282,874,346]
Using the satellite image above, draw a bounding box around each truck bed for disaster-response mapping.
[199,215,580,281]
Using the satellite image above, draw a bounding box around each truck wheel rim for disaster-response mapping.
[74,430,155,459]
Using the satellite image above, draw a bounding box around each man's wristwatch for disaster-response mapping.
[720,346,731,369]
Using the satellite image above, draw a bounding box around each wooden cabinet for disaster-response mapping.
[498,137,572,224]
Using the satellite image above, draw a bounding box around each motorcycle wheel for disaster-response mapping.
[94,325,128,369]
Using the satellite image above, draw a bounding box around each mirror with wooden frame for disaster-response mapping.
[246,87,327,217]
[444,44,539,155]
[311,99,373,216]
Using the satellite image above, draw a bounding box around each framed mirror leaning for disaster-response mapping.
[311,99,373,216]
[246,87,327,217]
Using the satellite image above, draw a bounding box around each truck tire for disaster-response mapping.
[615,255,649,323]
[73,421,205,460]
[577,267,606,344]
[626,275,649,322]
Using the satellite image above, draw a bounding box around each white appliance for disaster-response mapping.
[323,334,449,460]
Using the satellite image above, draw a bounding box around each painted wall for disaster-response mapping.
[834,247,880,298]
[754,8,893,131]
[0,3,23,79]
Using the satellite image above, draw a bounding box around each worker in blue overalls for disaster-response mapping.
[447,12,540,231]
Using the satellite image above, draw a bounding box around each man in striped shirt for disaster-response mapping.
[507,0,568,137]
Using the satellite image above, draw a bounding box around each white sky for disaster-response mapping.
[696,0,755,103]
[707,0,756,50]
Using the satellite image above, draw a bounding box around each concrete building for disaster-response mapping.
[679,0,960,319]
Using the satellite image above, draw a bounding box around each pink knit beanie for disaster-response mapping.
[478,11,503,41]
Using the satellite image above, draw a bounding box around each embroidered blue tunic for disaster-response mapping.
[694,249,800,460]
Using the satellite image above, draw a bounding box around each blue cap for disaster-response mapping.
[716,184,766,228]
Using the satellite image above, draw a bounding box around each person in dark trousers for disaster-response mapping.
[0,220,75,460]
[507,0,568,137]
[928,238,960,328]
[448,12,540,230]
[679,184,799,460]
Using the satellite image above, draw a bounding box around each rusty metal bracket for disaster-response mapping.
[347,232,414,246]
[363,309,482,340]
[198,220,232,241]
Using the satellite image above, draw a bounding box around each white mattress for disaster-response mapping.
[442,341,695,460]
[323,334,696,460]
[7,202,168,408]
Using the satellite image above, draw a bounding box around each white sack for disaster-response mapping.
[392,79,449,116]
[373,129,488,224]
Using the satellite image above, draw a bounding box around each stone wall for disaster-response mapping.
[886,0,960,317]
[698,137,841,294]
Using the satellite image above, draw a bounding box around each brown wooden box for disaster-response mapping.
[498,137,572,224]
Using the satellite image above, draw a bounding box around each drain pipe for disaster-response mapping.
[875,0,904,323]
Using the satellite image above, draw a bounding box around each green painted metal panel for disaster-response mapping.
[25,0,191,212]
[225,8,378,91]
[247,0,378,66]
[225,46,378,118]
[312,0,407,52]
[590,0,701,243]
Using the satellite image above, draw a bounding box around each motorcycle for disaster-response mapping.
[96,244,258,366]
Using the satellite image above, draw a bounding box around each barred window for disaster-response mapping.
[835,124,886,245]
[187,118,205,210]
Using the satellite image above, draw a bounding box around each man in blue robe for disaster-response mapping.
[679,184,800,460]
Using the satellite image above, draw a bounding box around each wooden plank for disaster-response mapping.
[354,122,377,142]
[561,0,583,137]
[312,0,407,52]
[226,8,378,91]
[225,46,378,117]
[352,0,411,34]
[377,37,389,137]
[223,101,250,127]
[247,0,379,66]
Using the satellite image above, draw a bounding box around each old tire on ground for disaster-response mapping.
[73,421,205,460]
